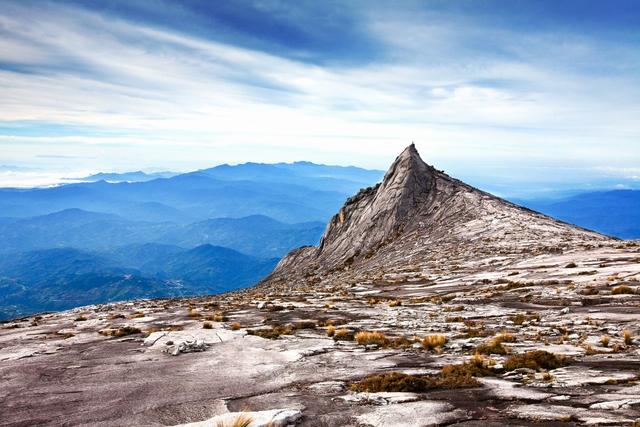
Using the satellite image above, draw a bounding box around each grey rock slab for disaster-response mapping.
[357,400,469,427]
[478,378,553,401]
[550,366,637,387]
[589,398,640,410]
[339,392,420,405]
[506,404,633,425]
[174,408,303,427]
[307,381,346,394]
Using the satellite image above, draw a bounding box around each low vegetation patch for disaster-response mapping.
[612,285,635,295]
[387,336,417,349]
[55,331,75,339]
[108,313,126,320]
[422,334,447,351]
[99,326,142,338]
[74,315,88,322]
[202,322,213,329]
[442,354,495,378]
[350,370,479,393]
[247,324,293,339]
[463,327,490,338]
[503,350,564,371]
[333,328,355,341]
[230,322,241,331]
[475,332,516,355]
[204,311,228,321]
[579,285,599,295]
[293,320,316,330]
[355,331,388,346]
[353,332,417,349]
[509,313,540,325]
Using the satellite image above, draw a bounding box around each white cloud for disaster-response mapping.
[0,1,638,190]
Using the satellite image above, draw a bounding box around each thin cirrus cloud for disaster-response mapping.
[0,0,638,195]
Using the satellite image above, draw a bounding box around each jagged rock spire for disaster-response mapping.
[264,143,609,284]
[317,144,437,264]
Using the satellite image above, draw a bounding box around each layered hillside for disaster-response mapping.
[264,144,609,288]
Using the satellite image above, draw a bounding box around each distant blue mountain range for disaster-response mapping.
[1,160,637,320]
[1,161,382,223]
[516,189,640,239]
[0,161,383,320]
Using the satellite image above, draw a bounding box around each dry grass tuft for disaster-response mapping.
[388,300,402,307]
[215,413,253,427]
[99,326,142,337]
[293,320,316,330]
[247,324,293,339]
[422,334,447,351]
[600,335,610,347]
[509,313,540,325]
[355,331,388,346]
[108,313,125,320]
[326,325,336,337]
[623,330,633,346]
[612,285,635,295]
[503,350,564,371]
[202,322,213,329]
[74,315,88,322]
[333,328,354,341]
[230,322,242,331]
[475,332,516,355]
[56,331,75,339]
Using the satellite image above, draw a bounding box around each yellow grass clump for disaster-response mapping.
[355,331,388,346]
[422,334,447,351]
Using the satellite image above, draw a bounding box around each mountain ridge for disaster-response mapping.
[263,144,611,288]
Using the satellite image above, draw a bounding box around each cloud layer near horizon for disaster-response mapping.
[0,0,639,195]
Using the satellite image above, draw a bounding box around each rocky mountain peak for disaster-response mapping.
[265,144,609,286]
[316,144,437,264]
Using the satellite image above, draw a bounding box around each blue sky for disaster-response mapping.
[0,0,639,196]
